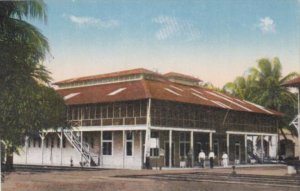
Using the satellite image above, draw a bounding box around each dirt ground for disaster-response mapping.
[2,166,299,191]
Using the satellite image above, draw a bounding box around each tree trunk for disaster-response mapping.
[5,147,13,171]
[279,127,288,141]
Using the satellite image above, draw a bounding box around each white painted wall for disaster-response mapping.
[14,131,143,169]
[14,136,82,166]
[101,131,142,169]
[267,135,278,158]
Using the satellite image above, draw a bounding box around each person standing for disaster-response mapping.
[198,150,206,168]
[222,152,228,167]
[209,150,215,169]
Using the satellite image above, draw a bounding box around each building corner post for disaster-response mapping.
[123,130,125,168]
[209,132,213,151]
[144,98,152,163]
[169,130,172,168]
[261,135,264,163]
[190,131,194,167]
[226,133,229,160]
[244,134,248,164]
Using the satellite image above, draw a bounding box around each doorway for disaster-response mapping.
[235,142,241,164]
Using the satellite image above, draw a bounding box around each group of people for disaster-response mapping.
[198,150,228,168]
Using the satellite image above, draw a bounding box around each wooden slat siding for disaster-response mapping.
[67,100,148,127]
[150,100,277,134]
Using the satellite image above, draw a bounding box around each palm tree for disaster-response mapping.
[0,1,67,170]
[249,58,298,110]
[223,58,299,137]
[0,0,50,84]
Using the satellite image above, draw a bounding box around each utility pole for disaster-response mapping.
[0,139,2,191]
[282,77,300,160]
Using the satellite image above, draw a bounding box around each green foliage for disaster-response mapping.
[202,82,222,92]
[223,57,299,136]
[0,0,68,149]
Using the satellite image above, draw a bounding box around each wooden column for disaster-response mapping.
[169,130,172,168]
[100,131,103,167]
[244,134,248,164]
[140,131,143,168]
[261,135,264,163]
[40,133,45,165]
[226,133,229,156]
[123,130,125,168]
[80,131,83,163]
[60,131,63,165]
[190,131,194,167]
[144,99,152,162]
[209,132,213,151]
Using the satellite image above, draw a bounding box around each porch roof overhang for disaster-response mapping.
[45,126,216,133]
[150,126,216,133]
[226,130,277,136]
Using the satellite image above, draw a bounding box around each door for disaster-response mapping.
[165,142,175,166]
[235,142,241,164]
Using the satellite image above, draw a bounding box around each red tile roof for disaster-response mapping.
[57,79,282,116]
[164,72,202,82]
[282,76,300,87]
[54,68,164,85]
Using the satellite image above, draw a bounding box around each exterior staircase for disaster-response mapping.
[64,131,99,167]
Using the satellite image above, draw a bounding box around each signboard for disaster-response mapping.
[150,138,159,148]
[159,148,165,156]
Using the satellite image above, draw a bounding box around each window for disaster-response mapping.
[107,105,113,118]
[150,148,159,157]
[126,132,134,156]
[127,104,134,117]
[90,106,96,119]
[150,131,159,157]
[113,104,121,118]
[101,105,108,118]
[95,105,101,118]
[73,107,78,120]
[235,142,240,160]
[179,132,190,157]
[83,106,90,119]
[102,132,113,155]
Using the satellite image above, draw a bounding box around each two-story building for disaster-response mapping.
[14,68,281,169]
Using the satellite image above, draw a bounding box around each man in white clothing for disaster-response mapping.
[222,152,228,167]
[198,150,205,168]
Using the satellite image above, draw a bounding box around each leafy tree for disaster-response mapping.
[0,0,67,168]
[223,57,299,137]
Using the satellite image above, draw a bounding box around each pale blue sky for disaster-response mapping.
[32,0,300,87]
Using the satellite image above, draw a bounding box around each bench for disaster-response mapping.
[286,160,300,175]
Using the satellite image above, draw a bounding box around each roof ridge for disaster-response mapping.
[164,72,201,82]
[54,68,162,85]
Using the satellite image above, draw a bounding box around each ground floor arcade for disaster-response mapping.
[14,126,278,169]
